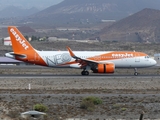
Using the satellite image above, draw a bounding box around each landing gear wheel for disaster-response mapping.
[134,68,139,76]
[81,71,89,75]
[134,72,138,76]
[85,71,89,75]
[81,71,85,75]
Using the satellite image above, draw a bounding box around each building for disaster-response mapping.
[154,54,160,66]
[4,37,11,46]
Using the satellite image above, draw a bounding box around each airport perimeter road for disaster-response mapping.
[0,75,159,90]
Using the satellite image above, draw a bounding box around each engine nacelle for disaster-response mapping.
[92,63,115,73]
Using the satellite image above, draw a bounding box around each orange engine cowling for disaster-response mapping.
[92,63,115,73]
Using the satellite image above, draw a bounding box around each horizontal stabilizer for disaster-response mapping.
[5,52,26,59]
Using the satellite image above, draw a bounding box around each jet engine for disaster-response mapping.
[92,63,115,73]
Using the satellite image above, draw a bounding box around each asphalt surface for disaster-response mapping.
[0,64,160,78]
[0,74,160,79]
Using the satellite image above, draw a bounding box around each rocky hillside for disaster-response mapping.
[23,0,160,26]
[99,8,160,42]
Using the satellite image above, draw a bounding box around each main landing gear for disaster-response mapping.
[81,71,89,75]
[81,66,90,75]
[134,68,139,76]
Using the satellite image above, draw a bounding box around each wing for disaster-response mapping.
[66,46,109,68]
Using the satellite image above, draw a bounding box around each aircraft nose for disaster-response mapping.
[152,59,157,66]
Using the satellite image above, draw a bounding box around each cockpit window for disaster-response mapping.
[145,56,150,58]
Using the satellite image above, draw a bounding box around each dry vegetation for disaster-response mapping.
[0,66,159,119]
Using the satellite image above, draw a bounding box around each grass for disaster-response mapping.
[80,96,103,111]
[33,103,48,112]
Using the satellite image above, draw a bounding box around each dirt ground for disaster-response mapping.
[0,66,159,120]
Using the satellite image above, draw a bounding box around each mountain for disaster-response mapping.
[0,6,39,18]
[0,0,63,10]
[99,8,160,42]
[23,0,160,26]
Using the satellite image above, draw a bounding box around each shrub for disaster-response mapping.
[83,96,103,105]
[121,107,127,111]
[80,96,103,111]
[80,99,95,110]
[33,104,48,112]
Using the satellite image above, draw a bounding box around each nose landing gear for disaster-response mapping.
[134,68,139,76]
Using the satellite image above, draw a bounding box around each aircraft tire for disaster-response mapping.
[81,71,89,75]
[134,72,138,76]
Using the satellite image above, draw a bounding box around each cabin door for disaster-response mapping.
[135,53,140,62]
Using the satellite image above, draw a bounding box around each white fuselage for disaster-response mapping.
[35,51,156,68]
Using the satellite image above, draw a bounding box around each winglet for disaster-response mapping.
[66,46,80,60]
[66,46,75,57]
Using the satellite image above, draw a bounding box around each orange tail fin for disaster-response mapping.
[8,26,34,53]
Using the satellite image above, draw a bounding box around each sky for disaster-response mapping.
[0,0,64,10]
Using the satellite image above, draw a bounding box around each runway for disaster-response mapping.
[0,74,160,78]
[0,65,160,78]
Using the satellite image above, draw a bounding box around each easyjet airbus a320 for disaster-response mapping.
[5,26,157,76]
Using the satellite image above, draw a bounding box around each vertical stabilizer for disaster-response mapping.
[8,26,34,53]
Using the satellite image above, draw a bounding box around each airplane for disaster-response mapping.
[5,26,157,76]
